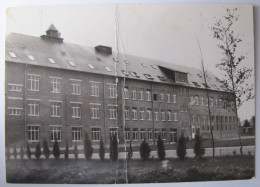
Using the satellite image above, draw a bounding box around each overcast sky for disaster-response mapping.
[5,4,255,120]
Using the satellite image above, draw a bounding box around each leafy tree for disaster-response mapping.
[6,147,10,160]
[84,133,93,160]
[127,141,133,161]
[140,138,151,160]
[13,145,17,160]
[177,134,186,159]
[194,132,205,158]
[20,144,24,160]
[43,139,50,159]
[53,139,60,160]
[99,138,105,161]
[210,8,254,156]
[243,119,250,127]
[26,143,31,159]
[35,142,41,160]
[110,134,118,161]
[64,140,69,160]
[157,135,165,160]
[74,142,78,159]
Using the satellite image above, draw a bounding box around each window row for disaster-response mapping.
[190,95,235,108]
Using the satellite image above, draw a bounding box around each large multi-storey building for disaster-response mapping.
[5,25,238,148]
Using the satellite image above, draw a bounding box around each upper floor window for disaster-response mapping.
[109,128,118,140]
[166,92,171,103]
[91,128,101,141]
[72,127,82,142]
[71,79,81,95]
[161,110,166,121]
[201,97,204,106]
[140,109,145,120]
[51,127,62,142]
[210,97,214,107]
[123,87,129,99]
[90,81,100,97]
[27,74,40,91]
[195,96,199,105]
[109,108,117,119]
[173,94,177,103]
[139,89,144,100]
[153,91,158,102]
[132,128,138,141]
[125,128,130,141]
[180,87,187,94]
[147,109,152,121]
[154,109,159,121]
[146,90,151,101]
[167,110,172,121]
[173,111,178,121]
[50,77,61,93]
[28,100,39,116]
[132,108,138,120]
[91,107,100,119]
[124,108,130,120]
[176,72,187,82]
[27,126,39,142]
[50,101,61,117]
[71,103,81,118]
[8,107,22,116]
[108,84,117,98]
[131,88,137,100]
[160,92,165,102]
[8,83,22,92]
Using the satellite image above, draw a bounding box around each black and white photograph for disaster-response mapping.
[2,1,258,185]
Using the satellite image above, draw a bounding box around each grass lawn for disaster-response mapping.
[6,156,254,184]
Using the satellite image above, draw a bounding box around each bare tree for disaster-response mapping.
[210,8,254,156]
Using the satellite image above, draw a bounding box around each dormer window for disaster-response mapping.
[151,65,158,69]
[144,74,154,80]
[88,64,95,69]
[202,83,210,88]
[113,58,119,63]
[27,55,35,61]
[141,63,147,67]
[158,76,167,81]
[68,61,76,67]
[105,67,112,72]
[9,52,17,58]
[121,70,129,76]
[192,82,201,87]
[48,58,55,64]
[124,60,129,64]
[175,72,187,83]
[129,71,140,78]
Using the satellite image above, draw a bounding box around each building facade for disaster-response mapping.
[5,25,238,148]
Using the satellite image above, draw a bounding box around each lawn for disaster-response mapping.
[6,156,254,184]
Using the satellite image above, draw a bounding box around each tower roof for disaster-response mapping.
[47,24,58,32]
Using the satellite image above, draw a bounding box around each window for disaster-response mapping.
[143,74,154,80]
[170,129,177,143]
[132,108,137,120]
[158,76,167,81]
[195,96,199,105]
[105,66,112,72]
[215,98,218,107]
[8,107,22,116]
[148,129,153,140]
[68,61,76,67]
[129,71,140,78]
[50,102,61,117]
[125,128,130,141]
[71,79,81,95]
[9,51,17,58]
[90,82,100,97]
[154,129,159,140]
[123,87,129,99]
[88,64,95,69]
[147,109,152,121]
[146,90,151,101]
[153,91,158,101]
[28,74,40,91]
[166,92,171,103]
[154,110,159,121]
[124,108,130,120]
[141,63,147,67]
[108,84,117,98]
[160,92,164,102]
[71,103,81,118]
[48,58,55,64]
[139,89,144,100]
[201,97,204,106]
[140,129,145,140]
[173,111,178,121]
[27,54,35,61]
[51,127,62,142]
[113,58,119,63]
[28,101,39,116]
[91,108,100,119]
[8,83,22,92]
[27,126,39,142]
[161,128,166,140]
[72,127,82,142]
[161,110,166,121]
[109,108,117,119]
[151,65,157,69]
[50,77,61,93]
[167,110,172,121]
[193,82,201,87]
[172,94,177,103]
[91,128,101,141]
[131,88,137,100]
[133,128,138,141]
[210,97,214,107]
[140,109,145,120]
[109,128,118,139]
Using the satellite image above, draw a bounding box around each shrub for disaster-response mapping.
[233,150,237,156]
[20,144,24,160]
[157,135,166,160]
[74,142,78,159]
[99,138,105,161]
[64,140,69,159]
[128,141,133,160]
[140,139,151,160]
[13,145,17,160]
[35,142,41,159]
[26,143,31,159]
[43,139,50,159]
[53,139,60,160]
[110,134,118,161]
[194,132,205,158]
[6,147,10,160]
[84,133,93,160]
[177,134,186,159]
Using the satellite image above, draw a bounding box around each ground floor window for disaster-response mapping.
[161,128,166,140]
[154,128,159,140]
[170,129,177,143]
[109,127,118,139]
[91,128,101,140]
[140,129,145,140]
[27,125,40,142]
[51,126,62,142]
[72,127,82,142]
[125,128,130,141]
[148,129,153,140]
[133,128,138,141]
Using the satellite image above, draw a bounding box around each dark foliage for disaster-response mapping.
[74,142,78,159]
[99,138,105,161]
[84,133,93,160]
[20,145,24,160]
[35,142,41,160]
[26,143,31,159]
[157,135,166,160]
[6,147,11,160]
[243,119,250,127]
[140,138,151,160]
[128,141,133,160]
[64,140,69,159]
[43,139,50,159]
[53,139,60,160]
[194,133,205,158]
[109,134,118,161]
[177,134,186,159]
[13,145,17,160]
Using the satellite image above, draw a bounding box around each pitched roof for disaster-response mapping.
[5,32,223,91]
[47,24,58,32]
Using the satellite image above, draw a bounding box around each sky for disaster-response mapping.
[5,3,255,121]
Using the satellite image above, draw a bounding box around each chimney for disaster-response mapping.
[95,45,112,55]
[41,24,64,43]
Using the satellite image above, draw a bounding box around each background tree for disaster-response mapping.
[157,135,165,160]
[20,144,24,160]
[43,139,50,159]
[243,119,250,127]
[177,134,186,159]
[74,142,78,159]
[99,138,105,161]
[210,8,254,156]
[26,143,31,159]
[140,138,151,160]
[127,141,133,161]
[53,139,60,160]
[194,131,205,158]
[64,139,69,159]
[35,142,41,160]
[84,133,93,160]
[13,145,17,160]
[110,134,118,161]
